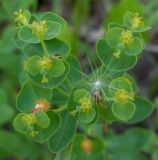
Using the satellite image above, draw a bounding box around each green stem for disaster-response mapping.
[66,144,73,160]
[56,87,69,97]
[54,105,67,113]
[40,39,49,57]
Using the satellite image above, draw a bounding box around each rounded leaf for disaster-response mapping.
[112,101,136,121]
[57,55,82,104]
[124,74,139,93]
[103,105,117,125]
[48,111,77,153]
[29,61,70,89]
[123,12,133,28]
[78,108,96,124]
[97,39,137,71]
[108,22,127,30]
[13,28,27,49]
[25,55,41,75]
[126,96,154,124]
[19,71,30,85]
[32,110,61,143]
[18,26,40,43]
[44,21,61,40]
[125,37,143,56]
[49,58,65,78]
[72,134,104,156]
[66,55,82,85]
[13,113,29,134]
[24,38,70,58]
[17,81,52,112]
[41,12,66,32]
[23,10,31,24]
[18,22,61,43]
[109,76,132,97]
[35,110,50,128]
[73,89,90,103]
[106,27,124,47]
[92,137,105,154]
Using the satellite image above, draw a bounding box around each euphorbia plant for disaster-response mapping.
[13,10,154,158]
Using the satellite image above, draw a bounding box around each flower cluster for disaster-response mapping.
[81,139,93,153]
[14,9,29,26]
[80,97,92,112]
[31,20,48,38]
[121,30,134,44]
[33,99,51,112]
[131,13,144,29]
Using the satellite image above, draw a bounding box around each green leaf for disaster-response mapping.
[13,28,27,49]
[35,110,50,128]
[24,38,70,58]
[44,21,61,40]
[102,105,117,124]
[55,56,82,107]
[143,131,158,154]
[29,61,70,89]
[51,88,68,106]
[65,55,82,85]
[126,96,154,124]
[71,134,104,159]
[0,129,39,158]
[106,128,150,154]
[97,39,137,71]
[111,153,149,160]
[136,26,151,33]
[109,76,132,97]
[106,27,123,47]
[25,55,41,75]
[18,22,61,43]
[92,137,105,154]
[18,26,39,43]
[124,74,139,93]
[78,108,96,124]
[123,12,133,28]
[67,91,79,111]
[24,43,43,57]
[49,58,65,78]
[32,110,61,143]
[125,37,143,56]
[0,89,14,125]
[13,113,29,134]
[41,12,66,32]
[17,81,52,112]
[108,22,127,30]
[112,101,136,121]
[48,111,77,153]
[73,89,90,102]
[19,71,30,85]
[71,153,104,160]
[23,10,31,24]
[0,105,14,125]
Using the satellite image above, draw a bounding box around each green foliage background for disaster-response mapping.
[0,0,158,159]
